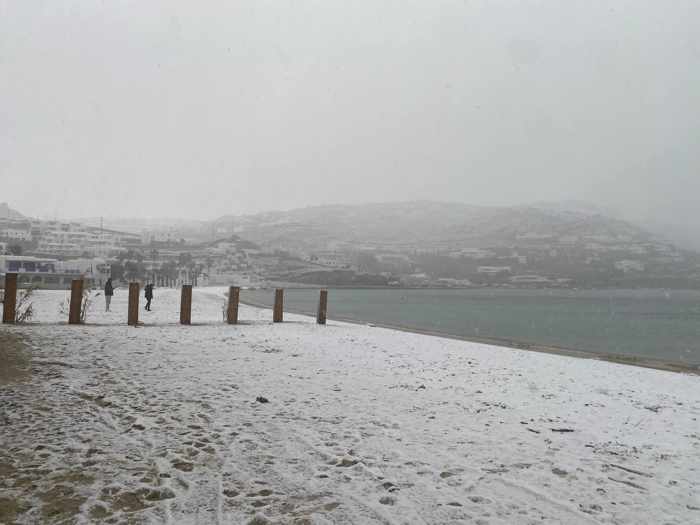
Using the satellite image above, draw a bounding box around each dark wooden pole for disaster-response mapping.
[180,284,192,324]
[68,279,84,324]
[128,282,140,326]
[317,289,328,325]
[273,288,284,323]
[227,286,240,324]
[2,273,18,324]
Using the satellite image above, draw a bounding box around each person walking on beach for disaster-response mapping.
[144,283,154,311]
[104,278,114,312]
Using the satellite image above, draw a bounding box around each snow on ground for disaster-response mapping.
[1,287,699,524]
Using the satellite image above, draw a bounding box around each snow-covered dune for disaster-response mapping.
[1,288,698,524]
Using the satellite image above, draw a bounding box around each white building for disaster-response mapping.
[615,260,645,273]
[477,266,512,274]
[451,248,495,259]
[436,278,472,287]
[509,274,550,284]
[558,235,579,245]
[402,272,431,286]
[34,222,139,257]
[0,228,31,241]
[516,232,553,241]
[0,255,109,288]
[307,251,353,269]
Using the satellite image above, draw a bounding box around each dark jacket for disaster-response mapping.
[104,280,114,296]
[145,284,154,300]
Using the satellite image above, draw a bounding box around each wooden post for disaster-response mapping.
[68,279,84,324]
[180,284,192,325]
[2,273,18,324]
[128,282,140,326]
[227,286,240,324]
[317,289,328,325]
[273,288,284,323]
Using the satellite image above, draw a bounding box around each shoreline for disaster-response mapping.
[262,283,700,291]
[240,298,700,375]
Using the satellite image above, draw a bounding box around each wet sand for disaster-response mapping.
[240,299,700,376]
[0,332,31,385]
[0,332,32,524]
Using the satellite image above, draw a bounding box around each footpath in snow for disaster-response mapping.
[0,287,699,524]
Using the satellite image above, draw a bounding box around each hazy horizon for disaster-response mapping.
[3,197,614,222]
[2,1,699,231]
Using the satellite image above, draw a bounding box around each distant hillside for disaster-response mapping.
[212,201,656,251]
[0,202,25,220]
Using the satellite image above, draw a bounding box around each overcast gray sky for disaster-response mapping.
[1,1,698,226]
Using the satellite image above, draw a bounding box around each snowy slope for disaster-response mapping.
[1,288,698,524]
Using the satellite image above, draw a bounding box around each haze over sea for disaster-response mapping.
[242,288,700,367]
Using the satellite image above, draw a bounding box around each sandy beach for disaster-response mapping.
[0,332,31,386]
[1,288,699,524]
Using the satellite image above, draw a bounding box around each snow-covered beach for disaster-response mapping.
[1,288,699,524]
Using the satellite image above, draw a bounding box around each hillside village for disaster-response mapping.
[1,201,699,290]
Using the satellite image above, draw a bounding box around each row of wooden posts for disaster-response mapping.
[1,273,329,326]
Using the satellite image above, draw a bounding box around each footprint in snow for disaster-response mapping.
[440,468,464,479]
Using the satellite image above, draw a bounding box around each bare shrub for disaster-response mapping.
[58,294,69,317]
[58,285,96,323]
[15,286,36,323]
[81,288,97,323]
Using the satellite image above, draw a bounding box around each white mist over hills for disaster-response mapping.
[0,200,685,248]
[210,201,659,252]
[3,2,699,234]
[5,199,700,256]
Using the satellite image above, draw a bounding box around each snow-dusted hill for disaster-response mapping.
[212,201,654,249]
[1,288,698,524]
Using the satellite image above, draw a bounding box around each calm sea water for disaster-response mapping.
[241,288,700,366]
